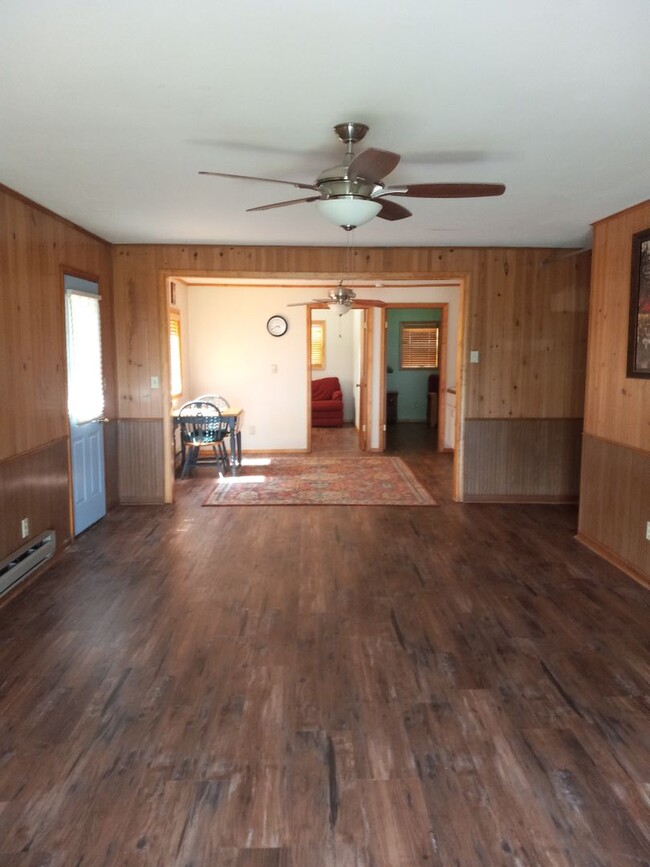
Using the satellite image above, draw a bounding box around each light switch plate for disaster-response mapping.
[470,350,480,363]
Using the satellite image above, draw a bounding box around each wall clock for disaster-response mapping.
[267,315,288,337]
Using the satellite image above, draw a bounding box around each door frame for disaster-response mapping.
[158,269,469,503]
[356,308,371,451]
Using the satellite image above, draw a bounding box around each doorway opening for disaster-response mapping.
[160,273,465,501]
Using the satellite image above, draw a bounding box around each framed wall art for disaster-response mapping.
[627,228,650,378]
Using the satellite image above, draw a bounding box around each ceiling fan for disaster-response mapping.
[200,122,506,230]
[287,284,385,316]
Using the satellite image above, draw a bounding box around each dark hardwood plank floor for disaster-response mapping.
[0,426,648,866]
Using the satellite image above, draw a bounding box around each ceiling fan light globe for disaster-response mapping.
[329,301,351,316]
[316,197,381,230]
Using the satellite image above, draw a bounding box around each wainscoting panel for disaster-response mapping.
[0,439,71,561]
[463,418,583,500]
[103,419,119,510]
[118,419,165,503]
[578,435,650,582]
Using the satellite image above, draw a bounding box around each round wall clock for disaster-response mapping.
[267,315,288,337]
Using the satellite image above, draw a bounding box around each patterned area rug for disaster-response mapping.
[204,456,436,506]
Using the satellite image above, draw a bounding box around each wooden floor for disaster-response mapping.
[1,426,649,866]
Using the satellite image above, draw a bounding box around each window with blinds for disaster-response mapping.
[65,290,105,423]
[400,322,439,369]
[311,320,326,370]
[169,310,183,397]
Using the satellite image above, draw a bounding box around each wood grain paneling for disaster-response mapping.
[117,420,164,503]
[463,418,583,500]
[112,245,589,422]
[0,439,71,560]
[579,199,650,583]
[466,250,590,419]
[578,434,650,582]
[103,420,119,509]
[583,200,650,451]
[112,244,590,501]
[0,186,114,461]
[0,185,116,564]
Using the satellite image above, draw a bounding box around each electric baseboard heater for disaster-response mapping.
[0,531,56,598]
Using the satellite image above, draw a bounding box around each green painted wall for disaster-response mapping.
[386,308,441,422]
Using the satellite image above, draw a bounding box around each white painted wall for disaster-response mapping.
[183,282,460,452]
[186,284,310,450]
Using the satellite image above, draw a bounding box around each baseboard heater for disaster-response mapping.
[0,531,56,598]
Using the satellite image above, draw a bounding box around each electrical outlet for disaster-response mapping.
[20,517,29,539]
[646,521,650,541]
[150,376,159,389]
[470,350,480,363]
[249,425,256,435]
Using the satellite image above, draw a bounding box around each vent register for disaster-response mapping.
[0,531,56,598]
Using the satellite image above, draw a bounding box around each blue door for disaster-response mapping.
[64,275,106,535]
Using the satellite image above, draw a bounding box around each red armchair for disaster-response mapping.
[311,377,344,427]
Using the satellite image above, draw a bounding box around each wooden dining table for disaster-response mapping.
[173,407,244,475]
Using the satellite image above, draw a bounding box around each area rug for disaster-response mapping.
[203,456,436,507]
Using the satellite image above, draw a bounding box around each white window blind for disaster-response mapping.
[169,311,183,397]
[65,291,105,423]
[400,322,439,369]
[311,320,326,369]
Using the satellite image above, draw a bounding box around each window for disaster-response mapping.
[169,309,183,398]
[311,320,326,370]
[400,322,439,369]
[65,290,105,423]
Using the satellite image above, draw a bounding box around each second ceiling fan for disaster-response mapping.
[200,122,506,230]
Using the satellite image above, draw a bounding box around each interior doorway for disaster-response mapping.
[159,273,465,500]
[309,305,369,453]
[381,304,448,454]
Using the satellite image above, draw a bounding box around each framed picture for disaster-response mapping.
[627,228,650,378]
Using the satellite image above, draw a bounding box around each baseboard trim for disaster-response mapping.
[576,532,650,591]
[463,494,578,504]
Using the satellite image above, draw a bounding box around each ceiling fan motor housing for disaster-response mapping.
[317,181,381,201]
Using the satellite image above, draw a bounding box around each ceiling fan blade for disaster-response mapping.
[350,299,386,308]
[199,171,317,191]
[377,199,412,221]
[347,148,401,183]
[286,298,333,307]
[389,182,506,198]
[246,196,321,213]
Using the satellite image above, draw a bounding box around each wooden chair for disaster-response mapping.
[177,401,230,479]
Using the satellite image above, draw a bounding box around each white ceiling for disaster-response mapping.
[1,0,648,249]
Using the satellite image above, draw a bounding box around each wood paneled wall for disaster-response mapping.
[466,249,590,418]
[0,186,115,561]
[579,200,650,583]
[112,244,590,502]
[0,440,71,557]
[464,418,583,501]
[583,202,650,450]
[579,436,650,584]
[117,420,165,503]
